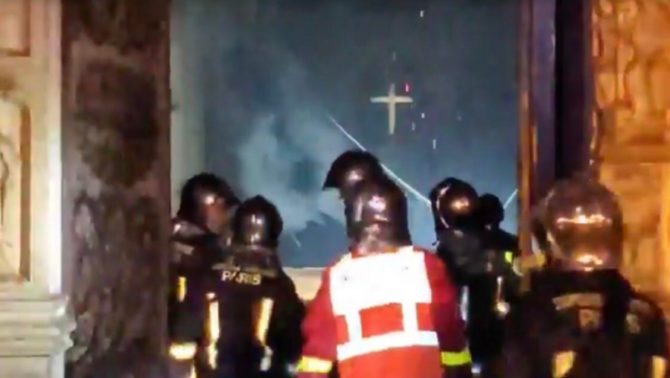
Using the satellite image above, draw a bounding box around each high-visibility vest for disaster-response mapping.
[329,247,440,361]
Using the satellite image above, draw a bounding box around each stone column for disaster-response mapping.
[60,0,171,376]
[591,0,670,321]
[0,1,74,377]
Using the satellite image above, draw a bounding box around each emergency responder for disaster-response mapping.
[429,177,481,286]
[430,180,517,376]
[173,195,304,378]
[169,173,240,376]
[497,176,669,378]
[298,177,471,378]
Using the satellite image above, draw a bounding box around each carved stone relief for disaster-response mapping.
[0,0,31,281]
[69,190,162,376]
[74,0,166,54]
[599,164,662,288]
[63,0,170,374]
[0,97,27,281]
[0,0,30,56]
[592,0,670,317]
[74,60,159,187]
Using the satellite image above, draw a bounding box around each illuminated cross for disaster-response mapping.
[370,83,413,135]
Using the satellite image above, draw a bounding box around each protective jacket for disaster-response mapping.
[496,270,668,378]
[297,246,471,378]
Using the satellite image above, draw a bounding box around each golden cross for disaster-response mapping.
[370,83,413,135]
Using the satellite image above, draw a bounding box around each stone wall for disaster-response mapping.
[592,0,670,319]
[60,1,171,377]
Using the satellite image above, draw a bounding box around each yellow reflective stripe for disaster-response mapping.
[206,295,220,369]
[169,342,197,361]
[652,356,667,378]
[552,351,576,377]
[296,356,333,373]
[177,276,187,302]
[505,251,514,264]
[255,298,274,345]
[441,349,472,366]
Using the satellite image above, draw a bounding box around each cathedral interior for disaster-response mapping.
[1,0,669,377]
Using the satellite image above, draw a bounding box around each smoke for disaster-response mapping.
[231,46,436,246]
[236,112,348,232]
[230,46,353,233]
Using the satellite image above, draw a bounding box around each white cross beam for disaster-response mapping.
[371,83,413,135]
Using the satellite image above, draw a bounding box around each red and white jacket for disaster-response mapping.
[296,246,471,378]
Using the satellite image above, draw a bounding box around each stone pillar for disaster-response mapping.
[0,1,74,377]
[60,0,171,376]
[591,0,670,320]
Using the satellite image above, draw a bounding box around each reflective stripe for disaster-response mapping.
[441,349,472,366]
[177,276,187,302]
[652,356,667,378]
[330,249,432,316]
[255,298,274,344]
[402,301,419,331]
[169,342,197,361]
[337,330,438,360]
[552,351,575,378]
[330,250,440,362]
[296,356,334,373]
[345,312,363,341]
[206,297,220,368]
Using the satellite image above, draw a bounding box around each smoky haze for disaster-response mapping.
[173,0,519,266]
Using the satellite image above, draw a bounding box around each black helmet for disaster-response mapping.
[348,177,412,252]
[231,195,283,252]
[177,173,240,226]
[533,176,623,272]
[430,177,479,232]
[323,150,386,197]
[478,193,504,229]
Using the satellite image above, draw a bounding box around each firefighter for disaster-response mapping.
[497,176,669,378]
[430,180,517,375]
[297,177,471,378]
[321,150,390,378]
[429,177,481,287]
[172,195,304,378]
[169,173,240,376]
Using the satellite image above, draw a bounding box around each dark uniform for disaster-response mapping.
[477,193,518,255]
[170,221,226,377]
[169,174,240,376]
[475,192,521,321]
[498,176,669,378]
[430,179,516,375]
[175,196,304,378]
[430,178,482,286]
[170,221,223,341]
